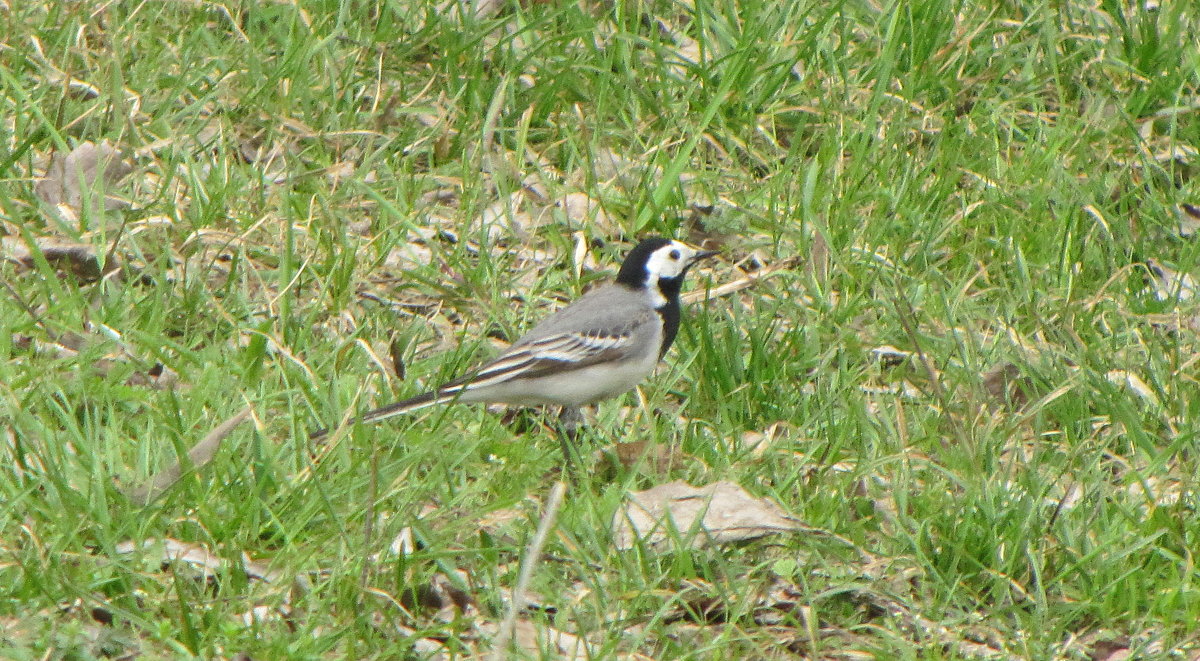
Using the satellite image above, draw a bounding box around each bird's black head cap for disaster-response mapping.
[616,237,673,289]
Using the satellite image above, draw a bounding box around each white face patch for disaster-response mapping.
[642,240,702,307]
[643,241,698,281]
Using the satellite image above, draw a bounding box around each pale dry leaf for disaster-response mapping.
[808,230,830,286]
[1085,636,1132,661]
[34,140,133,210]
[1145,259,1198,301]
[1126,475,1183,507]
[391,624,452,659]
[115,537,223,573]
[871,345,913,367]
[1177,203,1200,238]
[476,505,526,531]
[479,619,593,661]
[384,240,435,270]
[115,537,287,586]
[325,160,356,184]
[476,191,537,242]
[240,606,282,626]
[860,382,923,400]
[739,421,793,457]
[549,192,618,234]
[1105,369,1160,407]
[377,527,415,559]
[647,16,703,74]
[116,537,306,623]
[1149,143,1197,165]
[589,146,662,189]
[437,0,506,21]
[612,480,803,551]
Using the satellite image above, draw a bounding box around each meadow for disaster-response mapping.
[1,0,1199,658]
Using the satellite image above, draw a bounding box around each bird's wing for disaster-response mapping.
[440,328,636,393]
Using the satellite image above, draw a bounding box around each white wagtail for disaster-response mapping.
[310,237,717,462]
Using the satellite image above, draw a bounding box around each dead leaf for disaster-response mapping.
[1,236,118,282]
[1145,259,1198,301]
[550,192,618,234]
[389,335,407,380]
[15,328,179,390]
[34,140,133,211]
[808,231,830,287]
[594,439,685,477]
[871,345,913,367]
[1105,369,1160,407]
[668,576,810,626]
[114,537,285,585]
[589,146,663,190]
[1088,636,1131,661]
[1177,203,1200,237]
[982,362,1032,409]
[437,0,506,21]
[400,570,476,620]
[738,421,793,457]
[115,536,306,627]
[612,480,803,551]
[478,619,593,660]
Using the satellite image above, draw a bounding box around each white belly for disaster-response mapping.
[458,350,659,407]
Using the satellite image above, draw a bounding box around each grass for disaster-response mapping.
[2,0,1200,658]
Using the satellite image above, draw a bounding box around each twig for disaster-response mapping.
[681,257,797,305]
[489,480,567,661]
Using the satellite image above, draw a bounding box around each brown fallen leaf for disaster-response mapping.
[400,570,476,620]
[1087,636,1131,661]
[593,439,686,477]
[738,421,793,457]
[34,140,133,211]
[13,327,179,390]
[612,480,803,551]
[807,230,830,287]
[1,235,119,282]
[982,362,1032,410]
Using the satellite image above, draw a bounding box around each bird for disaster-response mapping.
[310,237,718,464]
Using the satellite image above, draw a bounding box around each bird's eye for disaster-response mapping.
[669,250,681,260]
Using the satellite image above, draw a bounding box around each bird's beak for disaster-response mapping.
[692,249,719,263]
